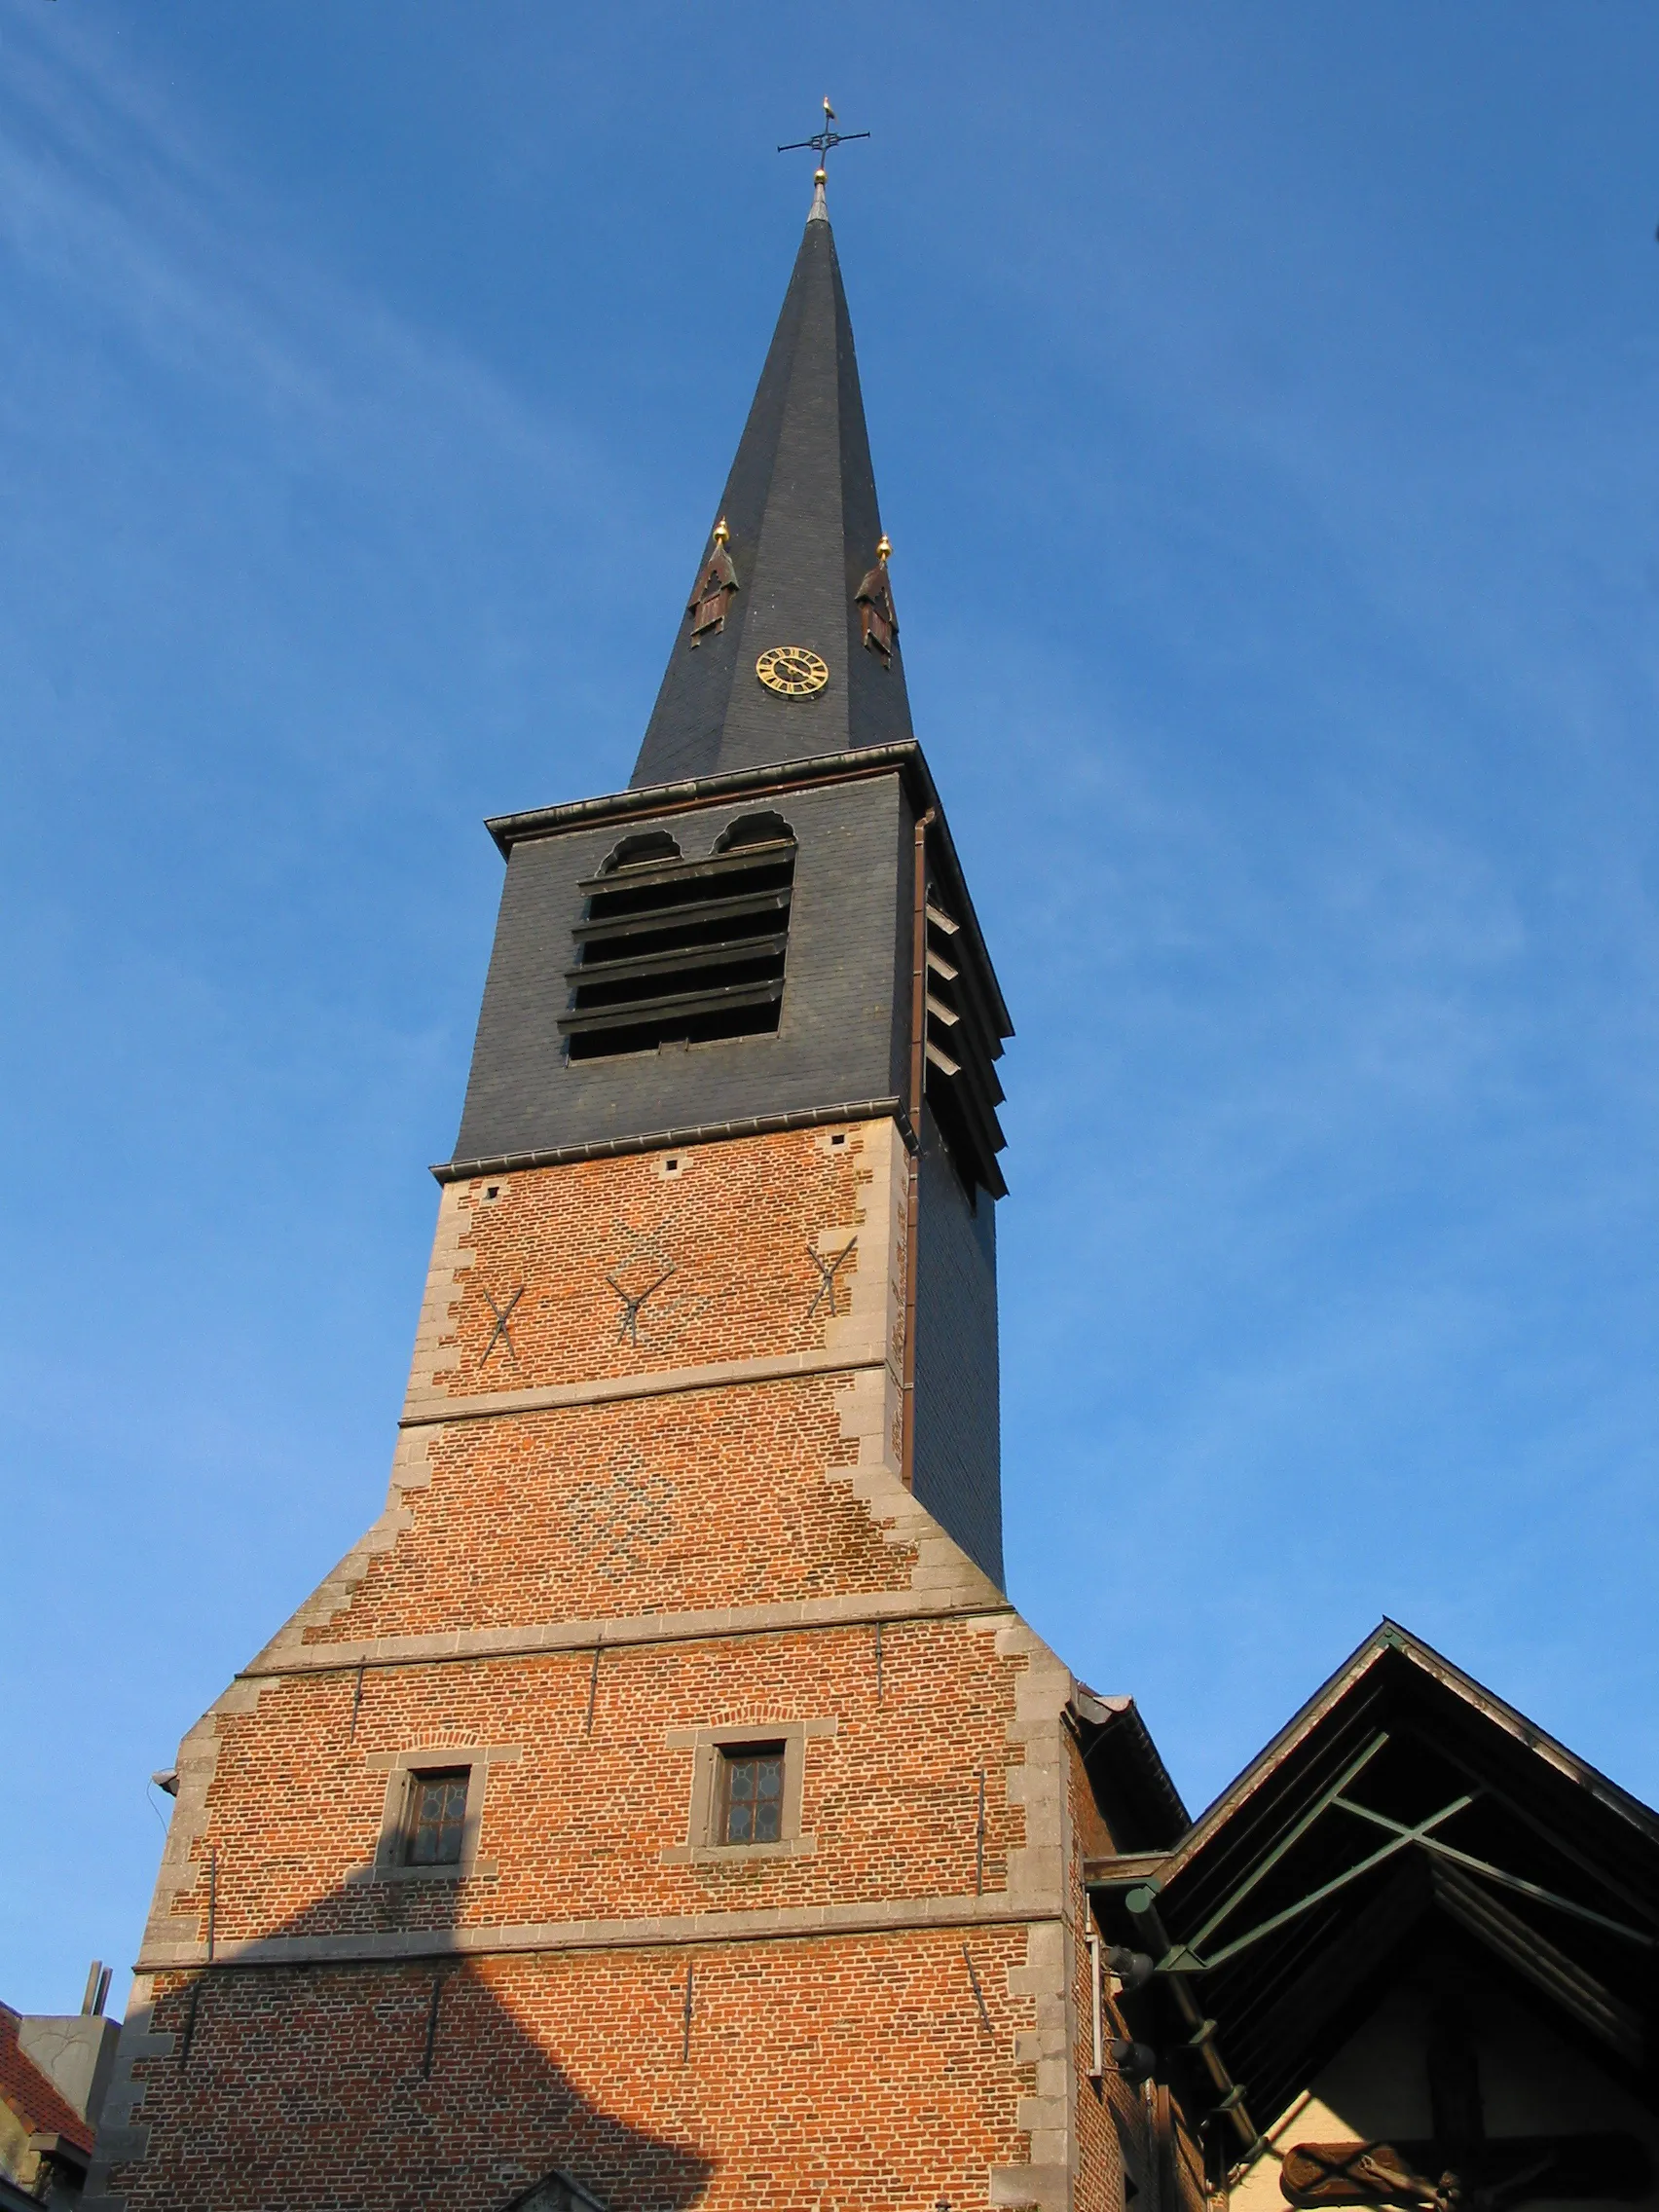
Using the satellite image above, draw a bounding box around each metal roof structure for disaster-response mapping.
[1089,1622,1659,2168]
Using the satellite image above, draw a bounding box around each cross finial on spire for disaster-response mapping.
[777,97,869,216]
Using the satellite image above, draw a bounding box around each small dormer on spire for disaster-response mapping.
[628,107,910,788]
[855,535,899,665]
[686,518,738,645]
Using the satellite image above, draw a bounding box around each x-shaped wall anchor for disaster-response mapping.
[806,1238,858,1320]
[480,1284,524,1365]
[608,1266,675,1346]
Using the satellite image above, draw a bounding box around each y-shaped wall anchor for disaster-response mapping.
[806,1238,858,1319]
[608,1266,675,1346]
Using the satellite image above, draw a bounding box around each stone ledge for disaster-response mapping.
[400,1346,886,1426]
[435,1095,910,1184]
[243,1591,1016,1678]
[133,1891,1062,1974]
[659,1835,817,1867]
[988,2164,1071,2211]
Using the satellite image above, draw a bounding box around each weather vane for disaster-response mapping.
[778,97,869,187]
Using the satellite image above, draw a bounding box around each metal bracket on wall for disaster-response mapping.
[608,1267,675,1346]
[178,1979,204,2065]
[974,1769,987,1896]
[806,1238,857,1319]
[481,1284,525,1366]
[961,1945,994,2037]
[421,1971,451,2077]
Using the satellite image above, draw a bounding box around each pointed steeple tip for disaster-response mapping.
[629,128,911,790]
[808,168,829,224]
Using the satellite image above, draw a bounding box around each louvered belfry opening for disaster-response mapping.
[921,884,1008,1199]
[562,816,796,1061]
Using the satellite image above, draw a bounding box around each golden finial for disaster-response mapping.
[876,535,892,564]
[713,517,729,546]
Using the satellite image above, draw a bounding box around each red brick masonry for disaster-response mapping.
[88,1124,1125,2212]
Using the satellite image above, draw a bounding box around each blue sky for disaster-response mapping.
[2,2,1655,2016]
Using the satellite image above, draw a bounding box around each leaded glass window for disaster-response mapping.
[405,1769,469,1866]
[719,1744,786,1845]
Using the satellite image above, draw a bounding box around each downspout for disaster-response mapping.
[1123,1886,1266,2165]
[901,804,936,1493]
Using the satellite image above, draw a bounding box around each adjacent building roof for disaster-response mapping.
[0,2003,94,2157]
[1090,1621,1659,2149]
[1070,1686,1192,1854]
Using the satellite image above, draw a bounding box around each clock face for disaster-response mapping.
[756,645,830,697]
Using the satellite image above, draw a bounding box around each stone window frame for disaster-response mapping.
[355,1744,521,1884]
[661,1717,835,1866]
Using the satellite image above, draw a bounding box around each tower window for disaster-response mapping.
[362,1744,515,1885]
[562,817,796,1061]
[404,1769,469,1866]
[719,1743,787,1845]
[663,1717,831,1864]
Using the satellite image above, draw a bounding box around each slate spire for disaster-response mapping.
[628,190,915,788]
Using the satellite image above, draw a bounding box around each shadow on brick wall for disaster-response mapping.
[104,1875,717,2212]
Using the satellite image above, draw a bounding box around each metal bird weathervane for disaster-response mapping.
[778,96,869,187]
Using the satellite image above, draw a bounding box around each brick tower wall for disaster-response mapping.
[89,1122,1104,2212]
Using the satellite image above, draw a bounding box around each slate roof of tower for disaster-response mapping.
[629,187,915,787]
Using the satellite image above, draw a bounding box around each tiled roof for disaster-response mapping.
[0,2006,94,2155]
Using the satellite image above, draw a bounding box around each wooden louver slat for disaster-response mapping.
[921,882,1008,1198]
[571,887,790,944]
[560,977,786,1037]
[565,930,789,984]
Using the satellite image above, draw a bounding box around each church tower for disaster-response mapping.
[89,177,1181,2212]
[451,174,1008,1575]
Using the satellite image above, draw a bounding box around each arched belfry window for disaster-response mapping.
[604,831,682,872]
[561,817,796,1061]
[713,810,793,854]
